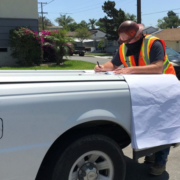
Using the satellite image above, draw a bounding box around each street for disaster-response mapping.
[69,55,112,64]
[123,145,180,180]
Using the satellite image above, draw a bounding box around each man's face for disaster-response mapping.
[119,34,141,44]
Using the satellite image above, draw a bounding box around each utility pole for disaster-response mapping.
[38,2,48,30]
[137,0,141,23]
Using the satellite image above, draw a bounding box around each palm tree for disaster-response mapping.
[44,30,74,65]
[89,19,97,29]
[55,14,74,28]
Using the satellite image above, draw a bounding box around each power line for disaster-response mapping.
[69,0,135,14]
[47,0,55,4]
[142,8,180,16]
[38,0,55,8]
[65,2,103,13]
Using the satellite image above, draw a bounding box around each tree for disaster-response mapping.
[99,1,136,40]
[97,39,105,52]
[157,11,180,29]
[79,20,90,29]
[74,28,92,46]
[125,13,136,21]
[95,20,106,32]
[55,14,74,29]
[66,20,90,31]
[67,22,79,31]
[38,16,54,31]
[44,30,74,65]
[89,19,97,29]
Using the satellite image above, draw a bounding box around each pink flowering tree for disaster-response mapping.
[9,27,42,66]
[40,30,56,62]
[43,29,74,65]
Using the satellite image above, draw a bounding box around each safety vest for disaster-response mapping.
[119,35,176,75]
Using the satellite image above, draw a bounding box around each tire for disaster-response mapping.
[79,52,85,56]
[52,134,126,180]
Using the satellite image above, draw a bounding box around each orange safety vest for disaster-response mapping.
[119,34,176,75]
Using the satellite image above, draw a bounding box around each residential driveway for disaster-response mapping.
[123,145,180,180]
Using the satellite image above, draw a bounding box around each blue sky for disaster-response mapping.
[38,0,180,28]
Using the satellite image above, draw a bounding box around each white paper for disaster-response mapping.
[84,70,115,75]
[123,75,180,149]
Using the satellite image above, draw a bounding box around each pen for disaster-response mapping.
[97,61,101,68]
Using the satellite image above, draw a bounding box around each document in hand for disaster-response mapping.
[123,75,180,150]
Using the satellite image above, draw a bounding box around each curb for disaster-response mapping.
[94,56,113,59]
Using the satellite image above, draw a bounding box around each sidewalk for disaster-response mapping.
[94,56,113,59]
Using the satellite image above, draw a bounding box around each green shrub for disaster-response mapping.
[44,30,74,65]
[9,27,43,66]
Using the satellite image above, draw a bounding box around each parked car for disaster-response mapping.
[66,44,85,56]
[166,47,180,80]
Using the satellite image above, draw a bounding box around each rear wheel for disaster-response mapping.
[79,52,85,56]
[52,134,126,180]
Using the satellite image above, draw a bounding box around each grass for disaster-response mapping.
[85,52,112,56]
[0,60,95,70]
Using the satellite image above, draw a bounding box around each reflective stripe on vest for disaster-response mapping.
[120,44,136,67]
[119,35,176,75]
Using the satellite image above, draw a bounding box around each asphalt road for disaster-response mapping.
[123,145,180,180]
[69,55,112,64]
[70,55,180,180]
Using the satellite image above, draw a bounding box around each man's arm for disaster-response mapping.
[114,60,163,74]
[94,49,122,72]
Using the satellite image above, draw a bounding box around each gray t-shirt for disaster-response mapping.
[111,40,164,66]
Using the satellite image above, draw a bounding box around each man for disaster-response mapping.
[94,20,176,176]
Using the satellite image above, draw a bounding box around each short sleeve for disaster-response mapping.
[111,49,122,66]
[150,40,165,63]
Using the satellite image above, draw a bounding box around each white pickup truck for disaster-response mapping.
[0,70,172,180]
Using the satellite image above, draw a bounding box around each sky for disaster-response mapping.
[38,0,180,28]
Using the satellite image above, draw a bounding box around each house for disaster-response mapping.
[87,29,106,52]
[142,26,159,34]
[0,0,38,66]
[67,29,106,52]
[153,28,180,52]
[47,26,63,31]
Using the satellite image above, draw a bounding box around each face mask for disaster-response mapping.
[125,35,144,56]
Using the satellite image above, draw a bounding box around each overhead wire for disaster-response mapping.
[142,8,180,16]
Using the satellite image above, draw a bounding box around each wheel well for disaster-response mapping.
[35,120,130,180]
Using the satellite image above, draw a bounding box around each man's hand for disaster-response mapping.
[94,65,105,72]
[94,61,118,72]
[114,67,134,74]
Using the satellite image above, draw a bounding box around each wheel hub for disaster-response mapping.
[78,162,98,180]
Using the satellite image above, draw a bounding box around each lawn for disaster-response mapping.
[0,60,95,70]
[85,52,112,56]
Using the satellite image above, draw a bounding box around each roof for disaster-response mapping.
[154,28,180,41]
[67,32,76,37]
[67,31,94,37]
[47,26,62,29]
[143,26,157,30]
[90,29,106,33]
